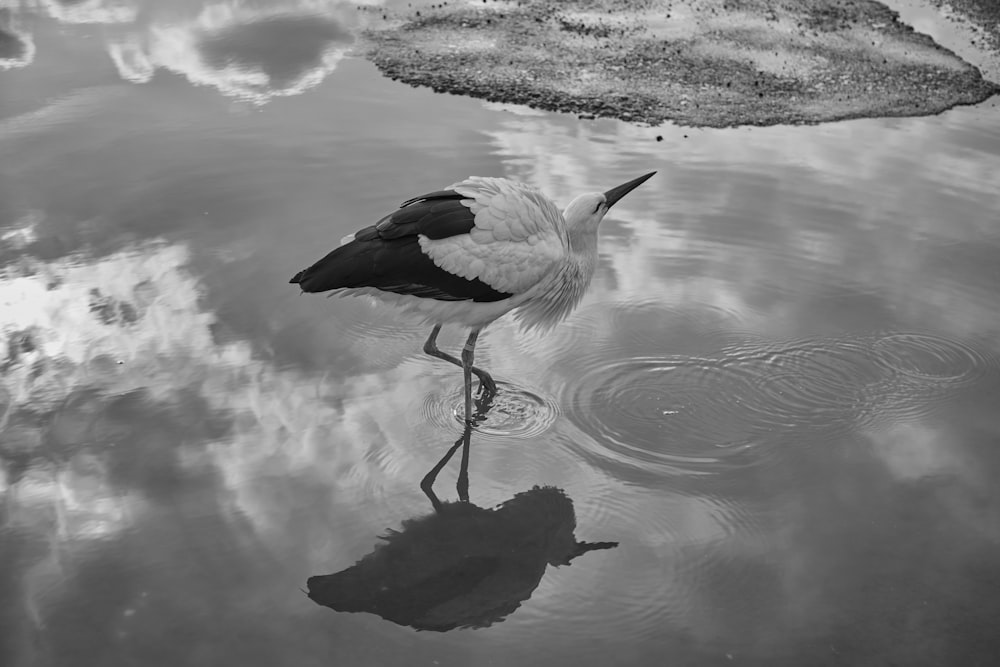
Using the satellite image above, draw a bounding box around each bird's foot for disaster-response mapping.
[473,380,497,421]
[473,372,497,398]
[464,411,490,427]
[467,403,490,426]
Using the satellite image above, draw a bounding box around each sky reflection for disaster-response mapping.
[2,5,1000,664]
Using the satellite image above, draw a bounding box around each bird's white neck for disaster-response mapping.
[568,223,600,259]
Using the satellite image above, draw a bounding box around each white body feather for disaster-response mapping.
[334,177,600,330]
[419,177,568,295]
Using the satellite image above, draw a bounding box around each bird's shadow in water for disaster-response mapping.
[306,398,618,631]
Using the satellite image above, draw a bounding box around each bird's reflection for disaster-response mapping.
[306,400,617,631]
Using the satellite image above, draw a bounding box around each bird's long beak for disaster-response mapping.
[603,171,656,209]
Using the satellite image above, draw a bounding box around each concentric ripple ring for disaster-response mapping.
[424,381,558,438]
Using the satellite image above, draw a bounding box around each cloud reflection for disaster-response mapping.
[0,7,34,69]
[0,234,439,656]
[106,1,356,102]
[37,0,137,24]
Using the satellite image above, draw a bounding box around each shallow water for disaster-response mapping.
[2,1,1000,666]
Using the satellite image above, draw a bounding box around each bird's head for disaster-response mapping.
[563,171,656,235]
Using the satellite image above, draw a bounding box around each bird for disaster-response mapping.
[290,171,656,424]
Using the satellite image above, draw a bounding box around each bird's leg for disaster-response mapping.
[420,422,475,510]
[420,429,467,512]
[460,330,501,423]
[457,423,472,503]
[422,325,497,399]
[461,330,479,424]
[422,324,459,364]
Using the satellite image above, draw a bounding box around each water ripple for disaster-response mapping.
[872,332,988,383]
[561,332,1000,483]
[563,354,791,479]
[422,380,559,439]
[867,332,996,423]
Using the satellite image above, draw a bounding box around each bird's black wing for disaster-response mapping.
[373,190,477,241]
[398,189,464,208]
[289,191,511,302]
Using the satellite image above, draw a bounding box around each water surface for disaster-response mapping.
[2,2,1000,666]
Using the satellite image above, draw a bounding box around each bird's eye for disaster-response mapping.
[593,202,602,214]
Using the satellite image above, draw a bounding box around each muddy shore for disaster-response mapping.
[362,0,999,127]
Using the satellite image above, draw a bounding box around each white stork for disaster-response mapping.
[290,171,656,424]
